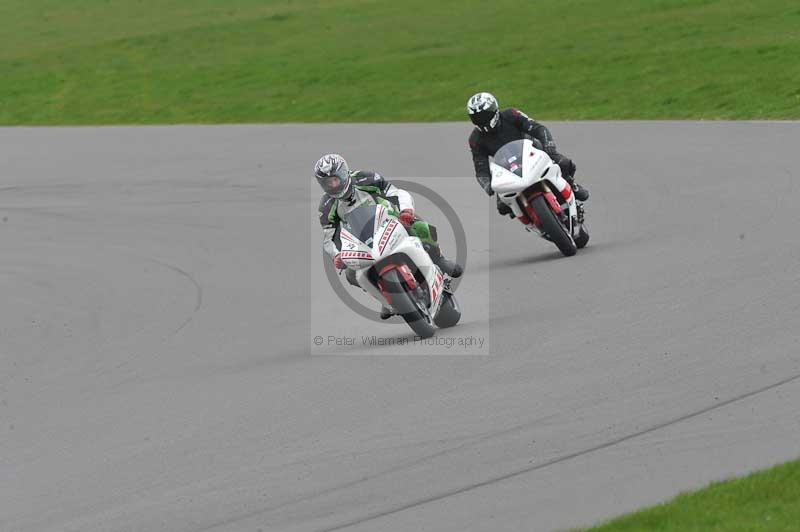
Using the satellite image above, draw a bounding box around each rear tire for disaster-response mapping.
[434,292,461,328]
[530,195,577,256]
[382,269,436,338]
[575,225,590,249]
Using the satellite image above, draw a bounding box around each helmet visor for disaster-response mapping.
[319,174,350,198]
[470,109,499,131]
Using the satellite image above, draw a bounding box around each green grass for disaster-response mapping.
[1,0,799,124]
[580,458,800,532]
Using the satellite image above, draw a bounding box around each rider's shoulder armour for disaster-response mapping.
[505,107,531,121]
[351,170,388,194]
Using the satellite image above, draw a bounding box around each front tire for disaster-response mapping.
[530,195,577,256]
[382,269,436,338]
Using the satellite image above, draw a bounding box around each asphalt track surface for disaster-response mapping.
[2,122,800,532]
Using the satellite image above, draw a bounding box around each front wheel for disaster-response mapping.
[530,195,577,256]
[381,269,436,338]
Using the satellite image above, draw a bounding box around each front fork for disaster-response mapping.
[516,181,581,238]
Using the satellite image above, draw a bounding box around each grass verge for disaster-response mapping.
[581,458,800,532]
[1,0,799,124]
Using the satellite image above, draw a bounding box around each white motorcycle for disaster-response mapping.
[338,204,461,338]
[490,139,589,256]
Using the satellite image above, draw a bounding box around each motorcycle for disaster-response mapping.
[490,139,589,256]
[338,204,461,338]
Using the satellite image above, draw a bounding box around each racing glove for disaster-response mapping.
[398,209,415,226]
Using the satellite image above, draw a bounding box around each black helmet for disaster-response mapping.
[314,154,353,199]
[467,92,500,133]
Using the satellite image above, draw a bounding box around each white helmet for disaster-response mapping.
[314,154,352,199]
[467,92,500,133]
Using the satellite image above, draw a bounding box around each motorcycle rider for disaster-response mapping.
[467,92,590,217]
[315,154,463,319]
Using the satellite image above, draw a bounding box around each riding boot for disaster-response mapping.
[558,157,589,201]
[425,244,463,278]
[569,178,590,201]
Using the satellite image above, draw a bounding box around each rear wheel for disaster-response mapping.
[434,292,461,328]
[382,269,436,338]
[530,195,577,256]
[575,225,590,249]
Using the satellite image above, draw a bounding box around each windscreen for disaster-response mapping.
[493,140,526,177]
[343,205,378,244]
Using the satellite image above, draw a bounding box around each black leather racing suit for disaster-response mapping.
[468,108,577,196]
